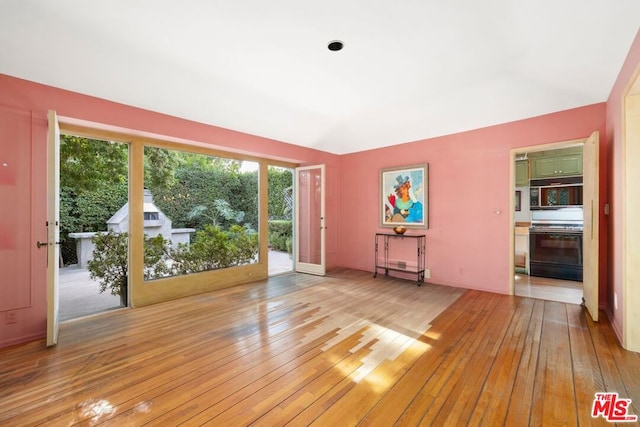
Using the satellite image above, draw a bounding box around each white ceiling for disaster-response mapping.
[1,1,639,155]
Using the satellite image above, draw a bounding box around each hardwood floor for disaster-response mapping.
[514,273,584,305]
[1,269,639,426]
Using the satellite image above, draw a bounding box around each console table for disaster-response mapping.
[374,233,426,286]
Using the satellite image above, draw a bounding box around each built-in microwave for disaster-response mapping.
[530,176,583,209]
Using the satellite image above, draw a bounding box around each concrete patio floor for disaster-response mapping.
[59,265,122,322]
[59,250,293,322]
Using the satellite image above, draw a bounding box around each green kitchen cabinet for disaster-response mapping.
[515,160,528,186]
[556,154,583,175]
[531,153,582,178]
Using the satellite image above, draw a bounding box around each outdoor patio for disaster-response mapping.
[59,250,293,322]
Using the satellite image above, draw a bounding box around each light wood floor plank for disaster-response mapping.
[389,292,500,425]
[415,293,515,425]
[530,301,578,426]
[588,306,640,420]
[503,298,545,426]
[467,297,536,426]
[566,302,611,427]
[252,342,373,426]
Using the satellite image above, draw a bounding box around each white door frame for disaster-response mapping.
[509,135,599,321]
[46,110,60,346]
[294,164,325,276]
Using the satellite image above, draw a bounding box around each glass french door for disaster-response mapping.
[295,165,325,275]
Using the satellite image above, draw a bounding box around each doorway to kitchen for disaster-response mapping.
[512,142,587,305]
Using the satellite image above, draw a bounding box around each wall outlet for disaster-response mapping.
[397,261,407,270]
[424,269,431,279]
[6,311,17,324]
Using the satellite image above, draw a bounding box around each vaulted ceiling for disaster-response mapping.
[1,1,639,154]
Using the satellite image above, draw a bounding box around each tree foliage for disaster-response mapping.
[60,136,129,264]
[268,167,293,219]
[60,135,128,192]
[144,146,179,190]
[187,199,245,228]
[150,158,259,231]
[60,137,291,268]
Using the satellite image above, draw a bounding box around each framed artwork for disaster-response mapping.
[380,164,428,228]
[515,190,521,212]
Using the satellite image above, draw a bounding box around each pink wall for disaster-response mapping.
[0,74,339,348]
[606,29,640,340]
[338,104,607,295]
[0,105,48,347]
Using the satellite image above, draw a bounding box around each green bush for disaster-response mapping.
[144,234,173,279]
[268,220,292,252]
[170,224,258,275]
[87,231,130,306]
[268,167,293,218]
[88,226,258,304]
[88,231,174,306]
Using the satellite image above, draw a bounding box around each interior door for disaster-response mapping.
[46,110,61,346]
[582,131,599,322]
[295,165,325,275]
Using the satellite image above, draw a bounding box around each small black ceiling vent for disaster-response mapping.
[327,40,344,51]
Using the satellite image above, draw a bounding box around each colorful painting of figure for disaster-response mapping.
[381,164,428,228]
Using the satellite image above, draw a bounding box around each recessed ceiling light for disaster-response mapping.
[327,40,344,51]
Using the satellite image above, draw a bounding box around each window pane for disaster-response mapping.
[297,167,322,265]
[142,147,259,281]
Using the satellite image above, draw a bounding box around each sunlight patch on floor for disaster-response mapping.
[79,398,115,420]
[337,322,433,388]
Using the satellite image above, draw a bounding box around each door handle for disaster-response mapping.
[36,241,60,248]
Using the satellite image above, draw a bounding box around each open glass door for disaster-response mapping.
[46,110,61,346]
[295,165,325,276]
[582,131,599,322]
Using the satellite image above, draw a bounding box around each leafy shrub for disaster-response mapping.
[88,231,172,305]
[87,231,129,306]
[268,220,292,252]
[144,234,173,279]
[170,224,258,275]
[88,226,259,302]
[268,167,293,219]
